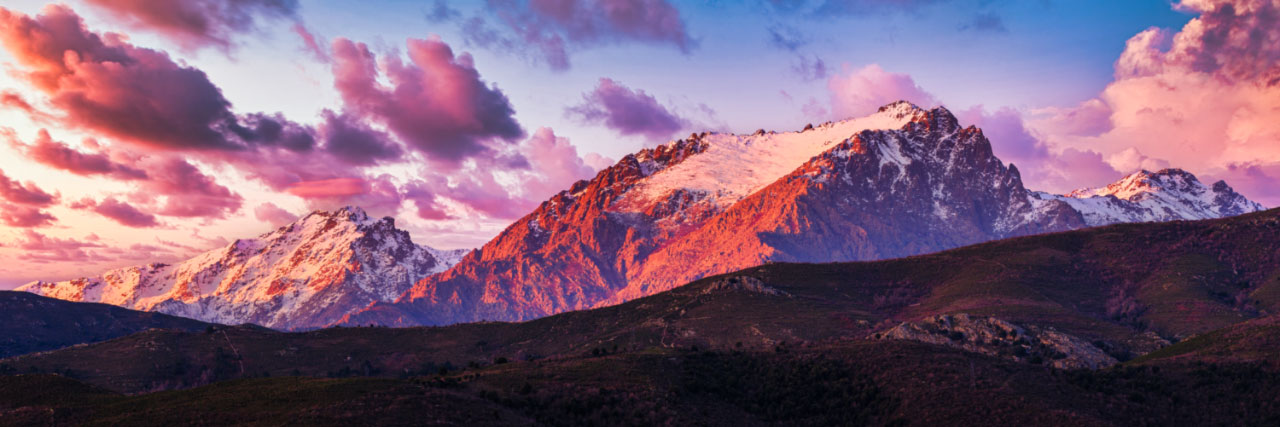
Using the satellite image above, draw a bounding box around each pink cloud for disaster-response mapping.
[411,170,527,219]
[827,64,938,119]
[0,90,53,122]
[0,168,59,227]
[1029,99,1114,138]
[0,5,231,149]
[464,0,695,70]
[518,127,601,200]
[253,202,298,225]
[0,6,318,153]
[401,180,452,221]
[1028,0,1280,206]
[4,127,243,222]
[582,152,616,171]
[8,129,148,180]
[566,78,686,140]
[0,168,58,207]
[0,203,56,228]
[10,229,109,264]
[289,175,406,216]
[286,178,367,198]
[1106,148,1170,173]
[292,23,329,62]
[70,197,161,228]
[330,36,525,165]
[399,127,604,220]
[139,157,243,219]
[0,7,402,218]
[83,0,299,52]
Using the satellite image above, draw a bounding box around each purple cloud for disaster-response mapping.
[70,197,161,228]
[253,202,297,225]
[0,203,56,228]
[83,0,299,52]
[566,78,687,140]
[330,36,524,164]
[9,130,148,180]
[459,0,696,70]
[0,168,58,207]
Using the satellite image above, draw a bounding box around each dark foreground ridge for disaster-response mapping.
[3,340,1280,425]
[0,291,210,359]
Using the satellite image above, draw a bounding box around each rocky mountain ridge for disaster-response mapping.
[342,102,1264,327]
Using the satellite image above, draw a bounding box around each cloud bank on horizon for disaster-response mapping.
[0,0,1275,286]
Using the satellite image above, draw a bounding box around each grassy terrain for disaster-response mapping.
[4,341,1280,426]
[1129,313,1280,365]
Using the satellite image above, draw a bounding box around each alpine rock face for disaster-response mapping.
[18,207,467,330]
[343,101,1265,327]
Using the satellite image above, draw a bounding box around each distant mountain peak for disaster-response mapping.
[1067,168,1200,200]
[19,205,470,330]
[1040,168,1263,227]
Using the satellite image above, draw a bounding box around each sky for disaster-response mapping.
[0,0,1277,288]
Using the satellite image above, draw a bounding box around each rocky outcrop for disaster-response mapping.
[701,276,790,297]
[878,314,1119,370]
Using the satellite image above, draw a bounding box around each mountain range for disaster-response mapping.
[342,102,1262,327]
[5,207,1280,424]
[17,102,1265,330]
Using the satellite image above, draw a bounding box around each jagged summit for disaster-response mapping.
[1067,168,1200,199]
[877,100,928,116]
[297,205,379,227]
[19,206,469,330]
[1039,168,1264,227]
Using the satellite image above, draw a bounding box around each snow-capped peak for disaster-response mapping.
[19,206,470,330]
[1067,169,1198,200]
[614,101,932,214]
[877,100,929,118]
[1034,168,1264,227]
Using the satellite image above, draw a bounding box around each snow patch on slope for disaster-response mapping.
[617,102,926,212]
